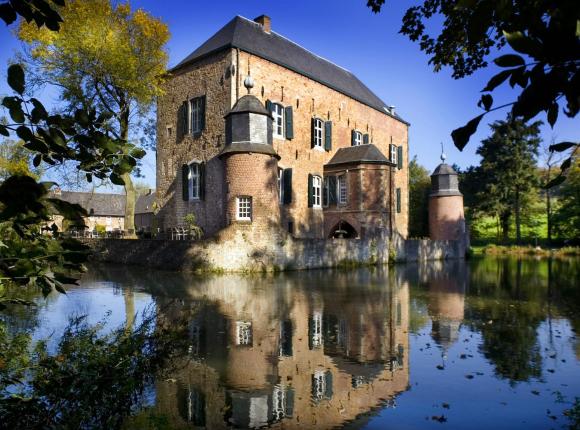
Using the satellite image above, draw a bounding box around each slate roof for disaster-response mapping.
[173,16,408,124]
[225,94,271,117]
[135,192,156,214]
[218,142,280,159]
[431,163,457,176]
[325,144,392,167]
[56,191,126,217]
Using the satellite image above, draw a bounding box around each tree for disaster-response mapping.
[552,156,580,240]
[0,138,38,180]
[17,0,169,236]
[366,0,579,176]
[408,156,431,237]
[474,118,542,243]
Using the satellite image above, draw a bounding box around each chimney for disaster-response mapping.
[254,15,271,33]
[388,105,396,115]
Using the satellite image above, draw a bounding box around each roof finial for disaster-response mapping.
[440,142,447,163]
[243,75,254,94]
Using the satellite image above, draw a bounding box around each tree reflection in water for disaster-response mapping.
[2,256,579,429]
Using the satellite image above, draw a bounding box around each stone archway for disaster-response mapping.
[328,220,358,239]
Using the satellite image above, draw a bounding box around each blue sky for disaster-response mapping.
[1,0,578,189]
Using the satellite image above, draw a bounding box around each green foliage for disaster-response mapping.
[470,118,542,242]
[552,157,580,239]
[0,64,145,296]
[0,311,189,429]
[408,156,430,237]
[366,0,579,176]
[95,224,106,236]
[183,213,203,240]
[0,138,38,180]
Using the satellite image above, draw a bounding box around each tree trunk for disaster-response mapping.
[119,101,137,238]
[546,166,552,244]
[515,188,521,245]
[500,212,510,243]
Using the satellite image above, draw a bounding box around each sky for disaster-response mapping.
[1,0,578,190]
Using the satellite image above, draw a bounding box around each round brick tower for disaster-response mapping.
[219,86,280,229]
[428,156,466,241]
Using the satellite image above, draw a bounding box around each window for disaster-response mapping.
[272,103,284,138]
[188,163,201,200]
[313,118,323,148]
[190,97,204,134]
[236,196,252,221]
[312,370,326,401]
[312,176,322,208]
[390,144,398,165]
[278,168,283,204]
[310,311,323,348]
[353,131,363,146]
[236,321,252,346]
[338,175,347,204]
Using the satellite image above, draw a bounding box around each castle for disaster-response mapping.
[156,15,410,240]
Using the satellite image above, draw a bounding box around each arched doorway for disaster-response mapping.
[328,220,358,239]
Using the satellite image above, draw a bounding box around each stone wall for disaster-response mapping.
[87,228,466,273]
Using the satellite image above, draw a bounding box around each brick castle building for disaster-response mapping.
[156,15,410,240]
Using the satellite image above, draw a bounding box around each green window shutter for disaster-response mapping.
[283,168,292,205]
[396,187,401,213]
[351,129,356,146]
[363,133,369,145]
[285,106,293,139]
[397,146,403,169]
[265,99,272,113]
[182,164,189,201]
[311,118,316,148]
[324,371,333,399]
[285,388,295,417]
[200,96,206,132]
[179,102,187,137]
[307,174,313,207]
[199,162,206,201]
[324,121,332,151]
[328,175,337,205]
[323,177,329,206]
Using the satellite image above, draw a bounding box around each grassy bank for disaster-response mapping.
[471,244,580,257]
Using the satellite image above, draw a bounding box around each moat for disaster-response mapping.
[9,257,580,429]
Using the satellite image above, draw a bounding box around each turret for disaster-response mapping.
[428,150,466,241]
[219,77,280,228]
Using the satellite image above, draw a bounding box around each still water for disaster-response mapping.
[11,257,580,429]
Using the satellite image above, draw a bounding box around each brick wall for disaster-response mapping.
[157,45,410,239]
[236,50,409,238]
[223,152,280,230]
[428,195,466,241]
[156,50,232,235]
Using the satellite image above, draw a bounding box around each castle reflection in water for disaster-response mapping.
[138,268,411,429]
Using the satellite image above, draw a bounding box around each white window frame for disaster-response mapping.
[312,370,326,401]
[190,97,203,134]
[272,103,284,138]
[353,131,363,146]
[311,311,323,348]
[272,385,286,421]
[188,163,201,201]
[236,196,252,221]
[312,176,322,208]
[338,174,347,204]
[236,321,252,345]
[313,118,324,149]
[391,144,398,165]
